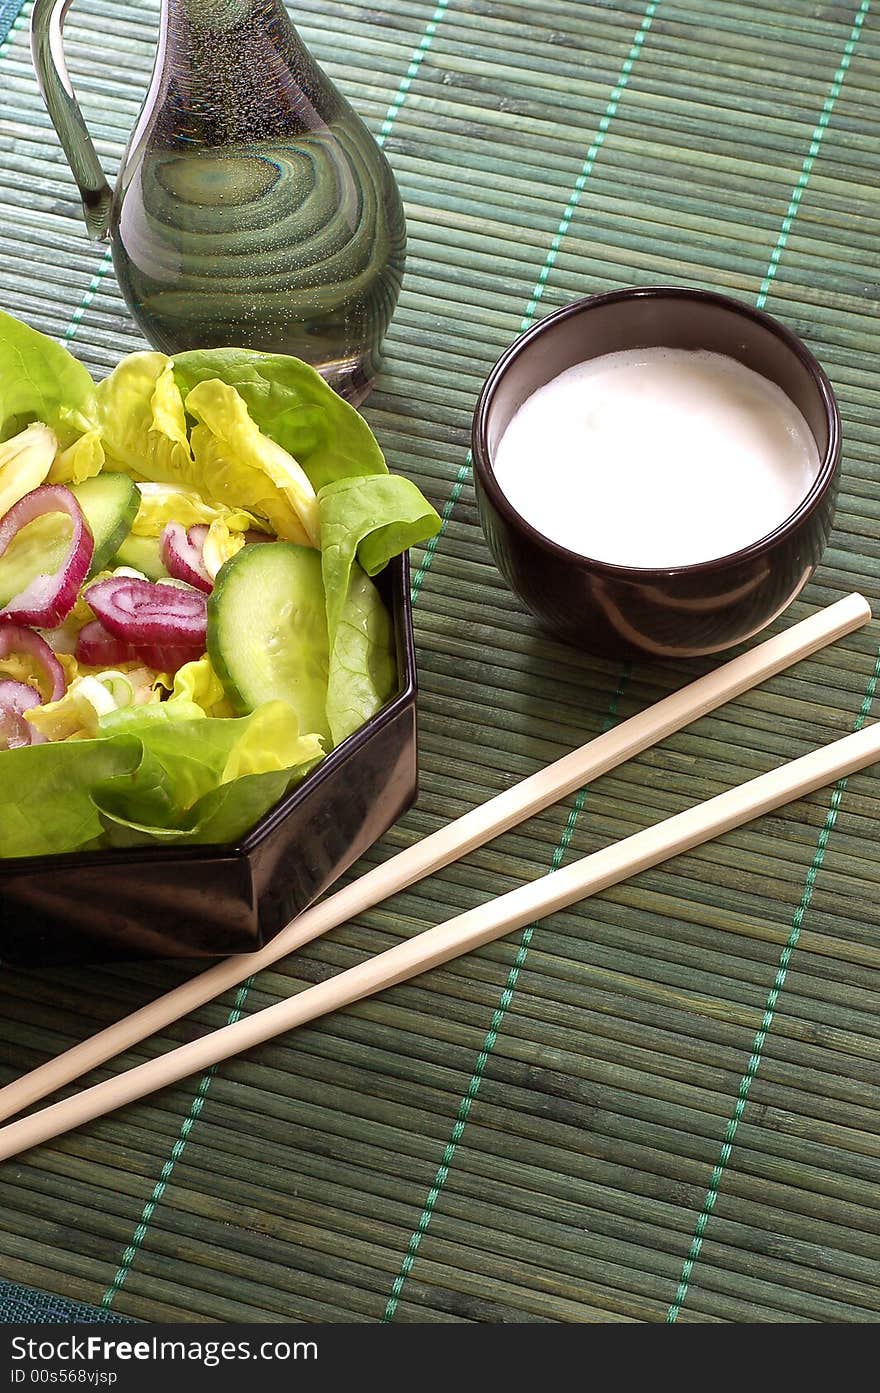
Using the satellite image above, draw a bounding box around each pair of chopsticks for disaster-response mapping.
[0,592,877,1163]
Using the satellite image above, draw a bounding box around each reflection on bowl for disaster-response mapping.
[0,556,417,967]
[472,286,841,659]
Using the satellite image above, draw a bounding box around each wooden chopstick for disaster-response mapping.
[0,593,870,1134]
[2,707,879,1161]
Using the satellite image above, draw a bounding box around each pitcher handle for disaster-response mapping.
[30,0,113,241]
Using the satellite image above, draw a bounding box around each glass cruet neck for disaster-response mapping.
[151,0,333,144]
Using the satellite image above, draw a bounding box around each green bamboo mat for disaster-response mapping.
[0,0,879,1325]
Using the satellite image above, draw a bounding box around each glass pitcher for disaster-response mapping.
[30,0,406,404]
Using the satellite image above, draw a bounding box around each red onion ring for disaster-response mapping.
[0,621,66,701]
[84,576,207,649]
[76,619,203,674]
[75,619,132,668]
[0,678,45,749]
[161,523,213,593]
[0,484,94,627]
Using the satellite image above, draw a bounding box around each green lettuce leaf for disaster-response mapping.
[313,474,438,745]
[95,764,305,848]
[0,699,323,857]
[48,428,105,485]
[318,473,440,640]
[0,736,143,857]
[327,563,397,746]
[0,308,98,447]
[94,700,323,846]
[97,699,323,812]
[171,347,388,490]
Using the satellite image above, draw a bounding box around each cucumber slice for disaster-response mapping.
[112,533,169,581]
[73,473,140,573]
[208,542,330,740]
[0,472,140,606]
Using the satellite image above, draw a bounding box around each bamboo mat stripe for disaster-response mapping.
[0,0,879,1325]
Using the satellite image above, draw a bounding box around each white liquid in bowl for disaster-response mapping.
[492,348,822,569]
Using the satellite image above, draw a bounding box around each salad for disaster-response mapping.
[0,310,440,858]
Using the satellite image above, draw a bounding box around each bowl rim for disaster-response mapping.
[471,284,841,579]
[0,553,417,872]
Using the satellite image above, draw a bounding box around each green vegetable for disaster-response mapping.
[0,308,97,447]
[326,563,396,747]
[172,347,387,491]
[112,533,169,580]
[74,472,140,572]
[185,378,320,544]
[0,471,140,606]
[0,704,324,857]
[318,473,441,640]
[0,736,143,857]
[208,543,331,741]
[96,352,192,482]
[49,429,104,485]
[130,481,263,538]
[95,698,324,841]
[208,539,400,749]
[0,423,56,517]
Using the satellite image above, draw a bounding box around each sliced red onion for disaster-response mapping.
[0,621,66,701]
[161,522,212,594]
[84,576,207,649]
[75,619,131,668]
[76,618,202,674]
[0,678,45,749]
[0,484,94,627]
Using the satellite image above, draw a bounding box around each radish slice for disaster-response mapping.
[76,618,202,674]
[0,621,66,701]
[161,522,213,593]
[0,484,94,627]
[0,678,45,748]
[84,576,207,648]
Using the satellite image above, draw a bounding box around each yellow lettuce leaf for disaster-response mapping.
[186,379,320,546]
[169,655,235,718]
[130,481,264,538]
[0,422,56,516]
[48,428,105,485]
[219,701,324,783]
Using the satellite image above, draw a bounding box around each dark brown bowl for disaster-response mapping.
[472,286,841,659]
[0,556,417,967]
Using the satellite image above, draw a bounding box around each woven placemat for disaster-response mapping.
[1,0,879,1323]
